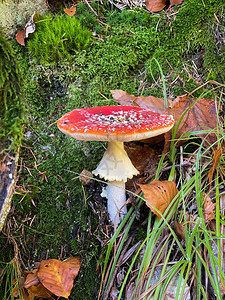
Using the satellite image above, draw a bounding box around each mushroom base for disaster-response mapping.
[106,180,127,225]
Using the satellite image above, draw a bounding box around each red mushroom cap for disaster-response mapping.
[57,106,174,142]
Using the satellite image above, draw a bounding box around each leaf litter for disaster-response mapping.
[95,89,225,299]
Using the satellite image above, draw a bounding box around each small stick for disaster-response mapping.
[83,0,99,18]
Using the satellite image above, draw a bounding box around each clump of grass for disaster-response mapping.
[27,14,91,64]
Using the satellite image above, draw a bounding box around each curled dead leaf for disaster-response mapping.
[174,221,186,240]
[208,147,222,192]
[79,169,93,185]
[15,12,39,46]
[203,195,216,222]
[64,6,77,16]
[24,269,40,288]
[139,180,178,219]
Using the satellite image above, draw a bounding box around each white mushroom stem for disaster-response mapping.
[106,181,127,225]
[93,141,139,225]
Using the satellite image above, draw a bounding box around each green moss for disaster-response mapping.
[27,14,91,64]
[0,36,24,152]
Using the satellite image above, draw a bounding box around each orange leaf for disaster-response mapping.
[64,256,82,277]
[64,6,77,16]
[146,0,168,12]
[37,258,81,298]
[203,195,216,222]
[139,180,178,219]
[208,147,222,191]
[165,94,220,146]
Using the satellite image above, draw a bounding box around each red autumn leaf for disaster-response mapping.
[139,180,178,219]
[165,94,220,146]
[64,6,77,16]
[146,0,168,12]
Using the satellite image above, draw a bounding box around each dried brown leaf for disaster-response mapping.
[26,283,53,299]
[174,221,186,240]
[15,12,38,46]
[125,143,158,175]
[139,180,178,219]
[146,0,168,12]
[170,0,183,5]
[165,94,220,146]
[79,169,93,185]
[203,195,216,222]
[16,30,26,46]
[110,89,170,113]
[208,147,222,191]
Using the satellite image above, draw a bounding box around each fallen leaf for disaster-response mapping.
[64,6,77,16]
[64,256,82,277]
[15,12,39,46]
[79,169,93,185]
[111,90,138,107]
[125,143,158,175]
[37,258,81,298]
[111,90,169,113]
[203,195,216,222]
[208,147,222,191]
[174,221,186,240]
[165,94,220,146]
[26,283,53,299]
[139,180,178,219]
[16,30,26,46]
[24,269,40,288]
[170,0,183,5]
[145,0,168,12]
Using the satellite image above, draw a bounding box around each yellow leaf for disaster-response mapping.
[139,180,178,219]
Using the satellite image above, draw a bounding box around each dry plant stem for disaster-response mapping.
[83,0,99,17]
[104,235,133,300]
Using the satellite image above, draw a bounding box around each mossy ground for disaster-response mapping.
[0,0,224,298]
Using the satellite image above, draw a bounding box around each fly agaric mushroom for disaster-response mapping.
[57,106,174,225]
